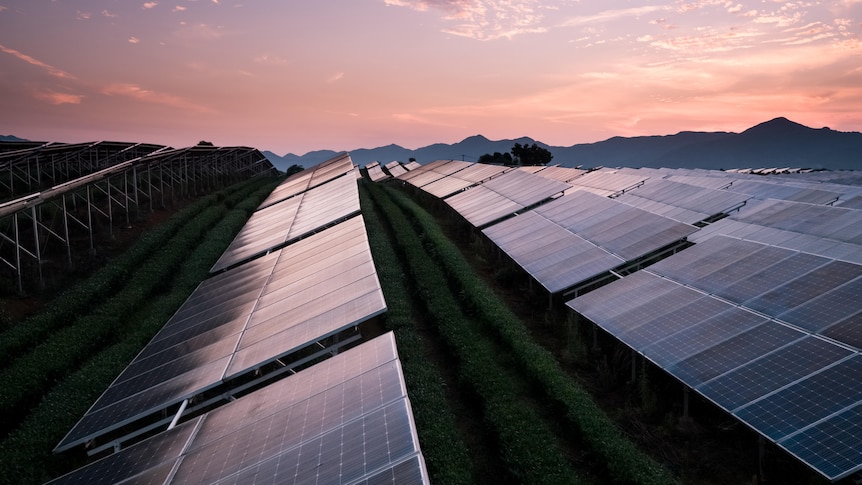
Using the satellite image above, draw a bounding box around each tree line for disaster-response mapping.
[478,142,553,166]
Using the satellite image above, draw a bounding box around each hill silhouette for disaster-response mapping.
[264,117,862,171]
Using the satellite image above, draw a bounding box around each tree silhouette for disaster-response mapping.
[478,151,513,165]
[285,164,304,176]
[511,142,552,166]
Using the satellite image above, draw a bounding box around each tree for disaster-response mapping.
[477,151,513,165]
[511,142,552,166]
[197,140,215,146]
[285,164,304,176]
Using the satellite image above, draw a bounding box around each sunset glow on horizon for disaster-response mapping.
[1,1,861,156]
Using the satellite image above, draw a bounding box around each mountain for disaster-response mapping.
[263,117,862,172]
[0,135,28,142]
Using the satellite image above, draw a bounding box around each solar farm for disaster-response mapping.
[2,143,862,484]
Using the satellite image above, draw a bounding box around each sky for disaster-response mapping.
[1,1,861,156]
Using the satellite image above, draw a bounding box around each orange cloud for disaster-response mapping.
[33,90,83,105]
[386,0,548,40]
[101,83,215,113]
[0,44,76,79]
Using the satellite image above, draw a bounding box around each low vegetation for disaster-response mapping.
[2,171,716,484]
[0,176,279,484]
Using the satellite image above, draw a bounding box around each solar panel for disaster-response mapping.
[734,355,862,441]
[668,318,804,388]
[257,152,354,210]
[698,336,854,411]
[822,312,862,350]
[55,216,386,453]
[48,333,429,485]
[532,190,697,260]
[780,403,862,481]
[615,179,750,224]
[482,211,624,293]
[211,173,359,272]
[565,170,647,195]
[743,260,862,317]
[566,231,862,481]
[445,170,570,227]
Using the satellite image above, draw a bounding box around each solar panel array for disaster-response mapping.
[533,191,698,261]
[527,165,587,182]
[366,161,390,182]
[54,153,428,483]
[397,159,471,188]
[444,169,571,227]
[381,160,862,481]
[563,169,648,197]
[257,152,354,210]
[689,199,862,263]
[49,332,428,485]
[483,211,624,293]
[614,178,751,225]
[211,170,360,272]
[419,163,511,198]
[482,191,697,293]
[568,235,862,481]
[384,161,408,178]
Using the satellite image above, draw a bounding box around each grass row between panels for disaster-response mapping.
[359,183,475,485]
[367,182,585,485]
[0,178,261,367]
[0,178,279,485]
[0,177,278,437]
[384,185,681,485]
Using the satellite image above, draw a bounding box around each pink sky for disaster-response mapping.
[1,1,861,155]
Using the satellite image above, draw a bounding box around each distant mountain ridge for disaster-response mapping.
[264,117,862,172]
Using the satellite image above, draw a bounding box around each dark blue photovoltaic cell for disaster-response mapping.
[743,261,862,317]
[734,355,862,441]
[669,320,804,387]
[45,418,201,485]
[698,336,854,411]
[777,278,862,332]
[47,333,429,485]
[714,252,828,305]
[642,306,767,369]
[822,312,862,351]
[566,271,678,325]
[648,236,765,286]
[779,403,862,481]
[354,455,429,485]
[690,245,792,294]
[620,294,732,351]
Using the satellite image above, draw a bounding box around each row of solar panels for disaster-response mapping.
[389,160,862,482]
[0,144,275,217]
[50,153,429,484]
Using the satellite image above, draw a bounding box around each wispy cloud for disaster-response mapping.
[128,36,141,44]
[173,5,187,12]
[33,90,83,105]
[385,0,548,40]
[102,9,118,18]
[640,28,764,54]
[560,5,672,28]
[76,11,92,20]
[143,2,158,9]
[174,23,225,41]
[101,83,214,113]
[327,72,345,83]
[0,44,76,79]
[254,53,288,65]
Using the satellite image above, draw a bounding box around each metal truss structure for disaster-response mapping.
[0,141,277,292]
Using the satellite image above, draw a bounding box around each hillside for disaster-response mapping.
[264,117,862,171]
